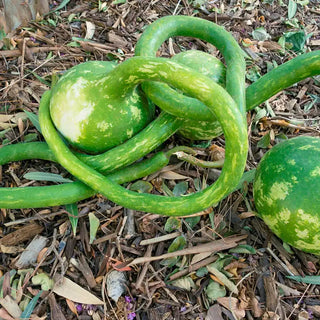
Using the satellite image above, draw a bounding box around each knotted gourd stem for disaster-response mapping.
[246,50,320,111]
[0,142,171,208]
[135,15,246,120]
[0,110,183,208]
[39,57,247,216]
[135,16,320,120]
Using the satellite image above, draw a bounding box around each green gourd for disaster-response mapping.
[135,16,320,140]
[50,61,154,153]
[0,15,319,217]
[253,136,320,254]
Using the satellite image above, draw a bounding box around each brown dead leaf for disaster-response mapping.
[238,211,256,219]
[262,311,280,320]
[159,171,189,180]
[0,308,15,320]
[0,244,24,254]
[53,276,104,305]
[209,144,225,161]
[48,294,67,320]
[250,294,264,318]
[2,0,49,32]
[217,297,246,319]
[205,304,224,320]
[0,295,22,319]
[66,299,78,316]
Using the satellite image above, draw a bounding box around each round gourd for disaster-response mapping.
[50,61,154,154]
[171,50,226,140]
[253,136,320,254]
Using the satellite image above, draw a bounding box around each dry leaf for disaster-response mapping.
[48,294,67,320]
[16,235,48,268]
[262,311,281,320]
[66,299,78,316]
[0,308,15,320]
[191,252,212,265]
[106,270,127,302]
[205,304,224,320]
[217,297,246,319]
[53,276,103,305]
[0,296,22,319]
[207,264,238,294]
[85,21,96,40]
[159,171,189,180]
[170,277,196,291]
[238,211,256,219]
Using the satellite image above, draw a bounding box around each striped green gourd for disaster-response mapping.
[253,136,320,254]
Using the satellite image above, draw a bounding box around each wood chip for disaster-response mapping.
[15,235,48,268]
[0,223,43,247]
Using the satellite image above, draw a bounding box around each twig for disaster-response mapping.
[139,231,181,246]
[169,255,217,281]
[128,235,247,266]
[135,244,153,291]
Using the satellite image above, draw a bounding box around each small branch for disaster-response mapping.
[128,234,247,266]
[175,151,224,168]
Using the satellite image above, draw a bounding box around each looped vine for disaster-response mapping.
[0,16,319,216]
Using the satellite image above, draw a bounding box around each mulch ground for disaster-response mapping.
[0,1,320,319]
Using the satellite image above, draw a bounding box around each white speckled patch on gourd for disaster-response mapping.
[253,136,320,254]
[50,61,154,153]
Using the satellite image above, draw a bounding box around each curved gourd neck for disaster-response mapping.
[100,56,232,107]
[135,15,246,116]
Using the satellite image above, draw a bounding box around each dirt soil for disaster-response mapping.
[0,1,320,319]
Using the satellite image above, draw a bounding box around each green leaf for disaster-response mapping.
[49,0,72,14]
[284,30,309,53]
[172,181,188,197]
[160,257,179,267]
[275,133,288,144]
[257,132,271,148]
[24,133,38,142]
[252,27,270,41]
[196,267,209,277]
[65,203,79,236]
[229,244,256,254]
[164,217,181,232]
[20,290,42,320]
[287,275,320,285]
[205,280,226,302]
[67,41,81,47]
[26,69,51,87]
[32,274,54,291]
[112,0,126,3]
[130,180,153,193]
[253,107,267,123]
[232,169,256,193]
[24,111,42,133]
[0,128,11,139]
[89,212,100,244]
[297,0,309,5]
[23,172,73,183]
[168,235,187,253]
[170,277,196,291]
[0,28,6,41]
[282,242,294,254]
[246,65,261,82]
[185,216,201,229]
[288,0,297,19]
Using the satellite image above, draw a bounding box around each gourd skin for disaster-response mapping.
[253,136,320,254]
[0,15,319,216]
[50,61,154,153]
[171,50,226,140]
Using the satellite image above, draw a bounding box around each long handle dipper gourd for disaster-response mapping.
[0,15,319,215]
